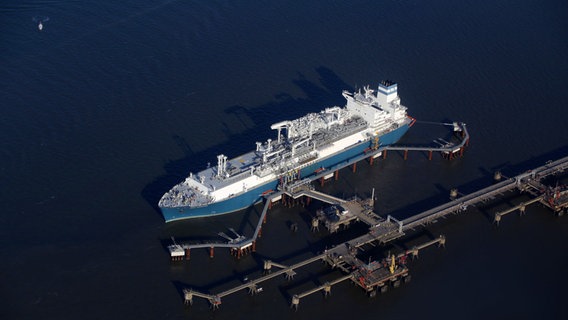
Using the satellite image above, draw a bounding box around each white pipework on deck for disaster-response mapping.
[271,121,293,142]
[217,154,228,177]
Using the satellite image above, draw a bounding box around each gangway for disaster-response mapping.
[291,187,346,205]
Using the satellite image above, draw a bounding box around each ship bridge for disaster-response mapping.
[343,81,407,132]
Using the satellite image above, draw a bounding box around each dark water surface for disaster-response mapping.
[1,1,567,319]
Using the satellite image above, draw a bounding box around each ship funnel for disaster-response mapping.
[377,80,398,105]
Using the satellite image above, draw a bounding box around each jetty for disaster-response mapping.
[167,120,568,309]
[174,153,568,309]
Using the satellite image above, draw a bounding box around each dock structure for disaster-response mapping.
[494,181,568,224]
[290,185,382,233]
[312,199,379,233]
[382,121,470,160]
[183,231,445,309]
[176,154,568,309]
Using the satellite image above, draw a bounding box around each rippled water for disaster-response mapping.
[1,1,567,319]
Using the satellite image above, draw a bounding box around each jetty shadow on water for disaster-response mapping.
[141,67,352,221]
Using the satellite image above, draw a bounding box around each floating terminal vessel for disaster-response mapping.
[159,80,415,222]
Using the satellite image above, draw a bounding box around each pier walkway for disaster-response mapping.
[289,187,345,205]
[381,122,470,160]
[400,154,568,230]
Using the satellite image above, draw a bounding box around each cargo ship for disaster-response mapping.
[159,80,414,222]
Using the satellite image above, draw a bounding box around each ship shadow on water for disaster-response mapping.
[141,66,352,222]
